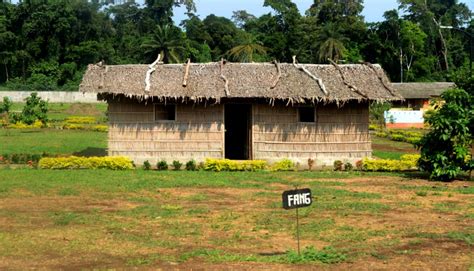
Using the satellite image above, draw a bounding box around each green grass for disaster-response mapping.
[372,136,418,160]
[0,169,472,269]
[372,150,405,160]
[10,102,107,122]
[0,129,107,155]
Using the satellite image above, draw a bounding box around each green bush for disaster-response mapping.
[143,160,151,170]
[204,158,267,172]
[64,116,96,124]
[10,92,48,125]
[1,153,43,164]
[172,160,182,170]
[157,160,168,170]
[91,125,108,132]
[333,160,343,171]
[38,156,134,170]
[63,123,85,130]
[0,97,12,114]
[362,154,420,172]
[344,162,353,171]
[271,159,295,171]
[185,160,197,171]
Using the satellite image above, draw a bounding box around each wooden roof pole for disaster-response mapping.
[270,60,281,89]
[329,59,368,98]
[145,54,162,92]
[220,58,230,96]
[292,56,328,96]
[182,59,191,87]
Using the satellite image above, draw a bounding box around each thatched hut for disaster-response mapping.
[391,82,454,110]
[80,61,402,166]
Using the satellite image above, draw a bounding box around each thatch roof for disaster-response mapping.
[391,82,455,99]
[79,62,402,103]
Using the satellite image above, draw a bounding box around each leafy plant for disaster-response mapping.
[369,102,391,128]
[0,97,12,114]
[185,160,197,171]
[157,160,168,170]
[307,158,315,170]
[362,154,420,172]
[344,162,353,171]
[333,160,343,171]
[143,160,151,170]
[172,160,182,170]
[10,93,48,125]
[204,159,267,172]
[39,156,134,170]
[417,88,473,181]
[271,159,295,171]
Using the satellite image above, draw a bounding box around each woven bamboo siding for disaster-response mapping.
[108,99,223,164]
[253,102,370,165]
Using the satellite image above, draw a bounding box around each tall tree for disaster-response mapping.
[141,24,184,63]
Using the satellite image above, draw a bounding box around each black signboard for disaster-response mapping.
[282,188,312,210]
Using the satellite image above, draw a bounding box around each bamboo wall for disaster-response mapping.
[107,98,371,166]
[252,102,371,166]
[107,99,224,164]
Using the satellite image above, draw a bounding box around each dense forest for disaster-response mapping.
[0,0,472,90]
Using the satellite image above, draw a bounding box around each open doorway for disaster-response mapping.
[225,104,252,160]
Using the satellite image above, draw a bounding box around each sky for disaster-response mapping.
[172,0,474,24]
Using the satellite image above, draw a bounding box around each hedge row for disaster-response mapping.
[374,129,423,145]
[203,158,267,172]
[361,154,420,172]
[38,156,133,170]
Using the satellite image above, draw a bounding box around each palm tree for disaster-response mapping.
[315,23,348,63]
[227,33,268,62]
[141,24,184,64]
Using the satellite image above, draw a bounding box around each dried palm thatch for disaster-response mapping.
[80,61,403,104]
[391,82,455,99]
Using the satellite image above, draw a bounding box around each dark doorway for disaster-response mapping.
[225,104,252,160]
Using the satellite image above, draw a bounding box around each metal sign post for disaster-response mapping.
[282,188,312,256]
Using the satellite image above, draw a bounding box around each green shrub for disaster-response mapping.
[38,156,134,170]
[204,158,267,172]
[7,120,44,129]
[344,162,353,171]
[172,160,182,170]
[0,153,44,164]
[362,154,420,172]
[62,123,85,130]
[185,160,197,171]
[157,160,168,170]
[143,160,151,170]
[271,159,295,171]
[375,131,388,138]
[91,125,108,132]
[0,97,12,114]
[333,160,343,171]
[10,92,48,125]
[64,116,96,124]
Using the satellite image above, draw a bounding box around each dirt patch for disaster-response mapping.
[0,175,472,270]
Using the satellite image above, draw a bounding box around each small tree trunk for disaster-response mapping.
[4,62,9,82]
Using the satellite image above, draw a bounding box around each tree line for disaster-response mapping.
[0,0,472,90]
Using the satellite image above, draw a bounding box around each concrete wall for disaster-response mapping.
[0,91,102,103]
[385,110,424,129]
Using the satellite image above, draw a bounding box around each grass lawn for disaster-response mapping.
[372,136,418,160]
[10,103,107,122]
[0,128,106,156]
[0,169,472,269]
